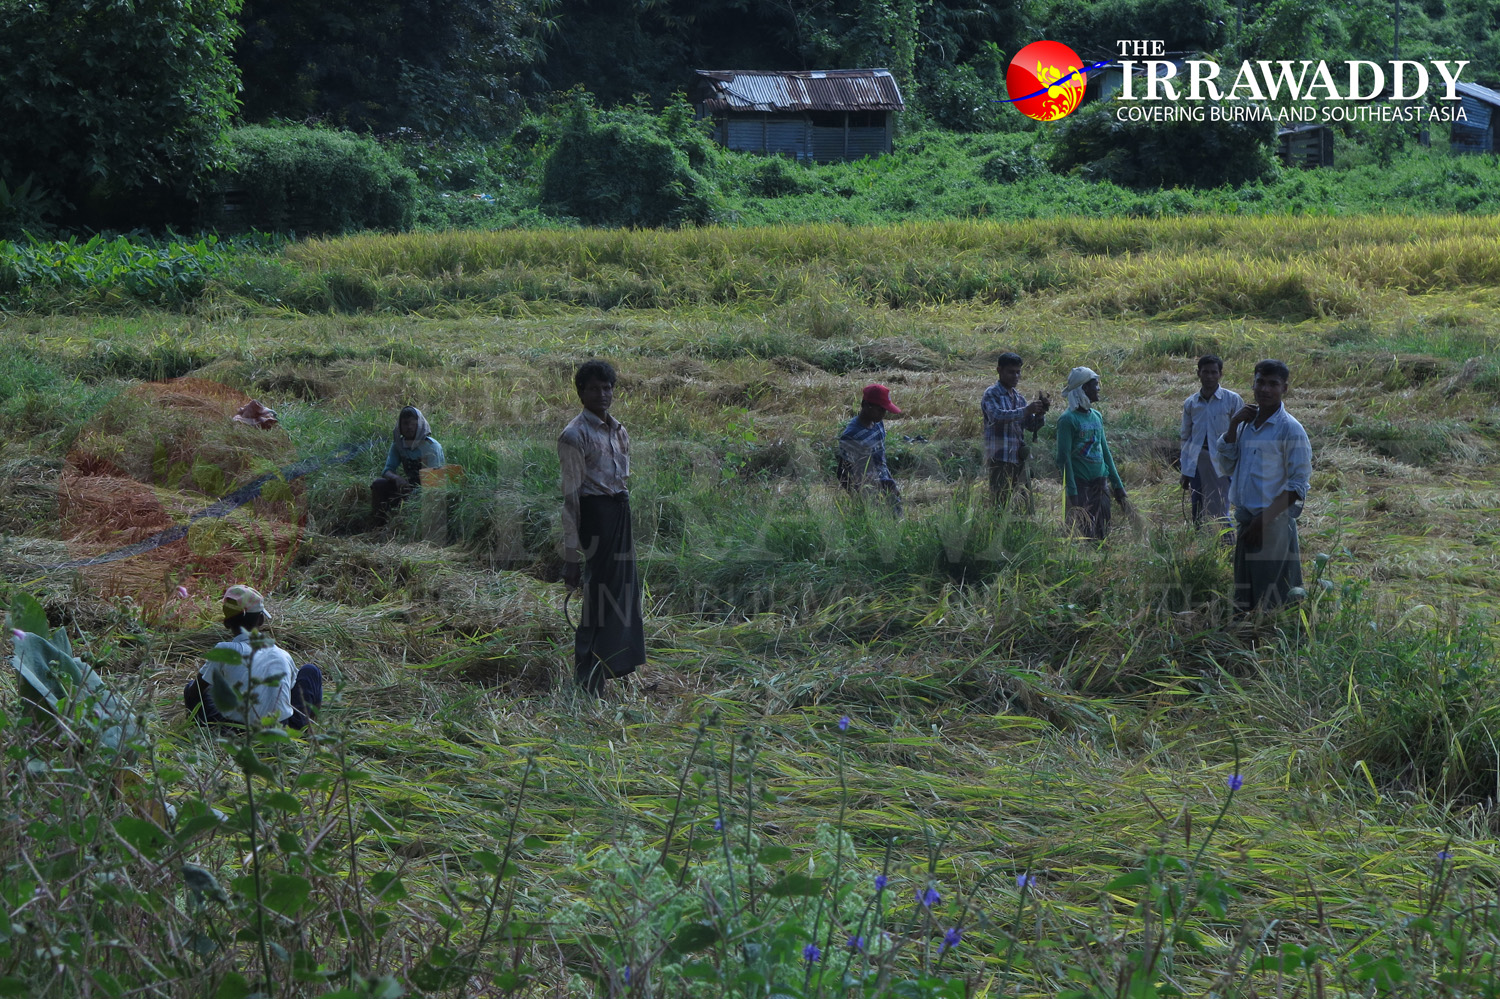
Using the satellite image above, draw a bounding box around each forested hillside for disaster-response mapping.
[3,0,1500,232]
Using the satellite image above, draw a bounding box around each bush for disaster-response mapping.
[980,146,1046,184]
[746,157,815,198]
[1046,101,1279,189]
[538,93,720,227]
[205,126,418,236]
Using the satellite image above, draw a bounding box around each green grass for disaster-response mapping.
[1,217,1500,997]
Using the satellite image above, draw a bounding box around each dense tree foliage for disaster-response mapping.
[0,0,242,225]
[531,0,1031,106]
[235,0,553,135]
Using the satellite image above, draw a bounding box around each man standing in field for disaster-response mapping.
[981,352,1050,509]
[1055,367,1128,541]
[837,383,903,516]
[1214,359,1312,613]
[559,360,645,695]
[1179,355,1242,538]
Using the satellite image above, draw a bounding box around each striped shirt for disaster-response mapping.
[838,417,893,484]
[559,409,631,553]
[1179,387,1243,473]
[981,383,1045,464]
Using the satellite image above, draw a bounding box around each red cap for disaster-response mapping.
[862,383,902,414]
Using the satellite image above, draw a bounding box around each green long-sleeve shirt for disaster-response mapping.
[1055,407,1125,496]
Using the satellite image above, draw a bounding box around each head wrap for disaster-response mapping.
[396,406,432,450]
[1064,367,1099,411]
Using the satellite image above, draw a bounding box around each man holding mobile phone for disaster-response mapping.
[1214,359,1312,613]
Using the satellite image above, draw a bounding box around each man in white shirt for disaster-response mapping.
[1213,360,1313,613]
[184,585,322,729]
[559,360,645,695]
[1179,355,1243,538]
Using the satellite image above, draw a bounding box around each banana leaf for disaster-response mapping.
[10,627,142,760]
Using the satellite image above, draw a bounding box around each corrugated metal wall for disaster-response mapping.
[765,119,807,158]
[811,128,845,162]
[725,116,811,158]
[720,112,892,162]
[1453,95,1494,153]
[847,126,888,159]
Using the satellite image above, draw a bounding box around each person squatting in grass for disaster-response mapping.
[1214,359,1312,613]
[370,406,445,527]
[1055,367,1129,541]
[1179,355,1243,540]
[184,585,322,729]
[981,352,1050,510]
[837,383,904,517]
[559,360,646,696]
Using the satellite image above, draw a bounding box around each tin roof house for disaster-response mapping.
[694,69,905,162]
[1451,80,1500,153]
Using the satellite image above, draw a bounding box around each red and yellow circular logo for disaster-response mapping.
[1007,41,1087,121]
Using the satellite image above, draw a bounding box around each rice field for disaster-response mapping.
[1,217,1499,998]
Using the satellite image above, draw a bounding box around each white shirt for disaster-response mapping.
[1180,386,1244,473]
[1214,406,1312,514]
[198,630,296,725]
[558,409,631,553]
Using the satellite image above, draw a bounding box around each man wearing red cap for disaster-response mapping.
[184,584,322,730]
[837,384,903,515]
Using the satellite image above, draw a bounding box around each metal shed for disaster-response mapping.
[1451,80,1500,153]
[1278,123,1335,168]
[694,69,905,162]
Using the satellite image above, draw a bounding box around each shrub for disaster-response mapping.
[747,157,815,198]
[1046,101,1279,189]
[205,126,418,236]
[980,146,1046,184]
[538,93,720,227]
[0,174,58,240]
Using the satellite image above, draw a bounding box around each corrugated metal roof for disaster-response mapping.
[695,69,905,112]
[1452,80,1500,107]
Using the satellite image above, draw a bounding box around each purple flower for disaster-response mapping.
[803,943,821,963]
[1015,873,1037,890]
[1226,774,1244,792]
[713,817,723,832]
[1437,849,1454,862]
[838,715,850,731]
[622,966,631,984]
[874,874,888,892]
[940,927,962,953]
[175,585,191,599]
[9,629,23,642]
[846,934,865,952]
[918,885,940,908]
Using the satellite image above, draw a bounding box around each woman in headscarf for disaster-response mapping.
[1055,367,1128,541]
[370,406,445,526]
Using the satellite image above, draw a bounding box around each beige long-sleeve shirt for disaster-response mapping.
[558,409,630,556]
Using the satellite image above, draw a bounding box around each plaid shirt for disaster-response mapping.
[838,417,893,484]
[981,383,1044,463]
